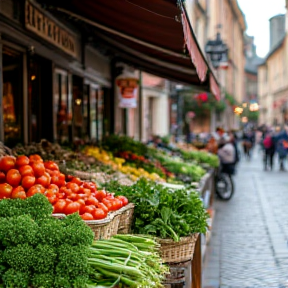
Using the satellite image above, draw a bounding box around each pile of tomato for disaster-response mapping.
[0,155,129,221]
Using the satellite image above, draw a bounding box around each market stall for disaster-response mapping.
[0,137,217,288]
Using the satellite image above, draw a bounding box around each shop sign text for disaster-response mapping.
[25,1,77,58]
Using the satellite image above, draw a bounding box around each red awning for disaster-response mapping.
[44,0,220,97]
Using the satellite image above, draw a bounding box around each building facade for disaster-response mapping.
[186,0,246,130]
[0,0,112,146]
[258,6,288,126]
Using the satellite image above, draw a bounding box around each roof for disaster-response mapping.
[259,34,286,66]
[245,55,264,74]
[38,0,220,99]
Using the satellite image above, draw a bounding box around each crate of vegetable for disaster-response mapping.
[105,178,209,263]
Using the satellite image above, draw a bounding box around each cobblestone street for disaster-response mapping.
[203,148,288,288]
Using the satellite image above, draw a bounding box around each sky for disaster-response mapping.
[238,0,286,58]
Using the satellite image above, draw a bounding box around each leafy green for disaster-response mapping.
[33,245,57,274]
[105,178,208,241]
[62,213,94,247]
[31,273,55,288]
[3,244,34,272]
[2,269,30,288]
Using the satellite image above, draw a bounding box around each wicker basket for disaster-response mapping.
[158,233,199,264]
[116,203,135,234]
[85,213,121,240]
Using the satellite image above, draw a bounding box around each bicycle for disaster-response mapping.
[215,165,235,201]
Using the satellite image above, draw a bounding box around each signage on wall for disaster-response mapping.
[25,1,77,58]
[116,78,139,108]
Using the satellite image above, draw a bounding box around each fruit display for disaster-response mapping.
[0,154,129,221]
[84,146,165,182]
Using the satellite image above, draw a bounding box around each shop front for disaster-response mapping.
[0,0,111,146]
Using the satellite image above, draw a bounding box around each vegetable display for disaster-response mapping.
[0,155,129,221]
[0,194,94,288]
[88,234,168,288]
[105,178,209,242]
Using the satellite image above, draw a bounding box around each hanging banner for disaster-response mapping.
[116,78,139,108]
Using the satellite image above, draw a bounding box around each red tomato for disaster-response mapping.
[0,172,6,184]
[49,184,59,193]
[65,199,73,204]
[77,199,86,214]
[29,154,43,163]
[66,182,80,193]
[6,169,22,187]
[0,156,16,172]
[97,202,109,214]
[56,192,65,199]
[51,173,66,187]
[0,183,13,199]
[80,213,94,220]
[47,195,57,204]
[65,175,74,182]
[11,186,26,199]
[35,172,51,188]
[22,175,36,190]
[92,208,107,220]
[75,193,88,201]
[116,196,129,206]
[53,199,67,213]
[102,198,113,211]
[86,196,99,206]
[83,182,97,192]
[71,177,83,186]
[16,155,30,167]
[44,161,59,171]
[67,192,78,201]
[19,165,34,177]
[83,205,96,214]
[31,161,45,178]
[44,188,56,198]
[26,184,45,197]
[112,198,123,210]
[64,202,80,215]
[95,190,107,202]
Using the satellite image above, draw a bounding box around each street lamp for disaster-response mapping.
[205,33,229,69]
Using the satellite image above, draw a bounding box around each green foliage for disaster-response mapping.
[2,269,30,288]
[181,150,219,168]
[33,245,57,274]
[105,178,208,241]
[101,135,148,155]
[37,217,65,246]
[0,215,38,247]
[0,194,92,288]
[31,273,55,288]
[225,92,238,106]
[56,244,89,280]
[3,244,34,272]
[0,194,52,220]
[62,213,94,247]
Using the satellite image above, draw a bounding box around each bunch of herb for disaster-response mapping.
[105,178,208,241]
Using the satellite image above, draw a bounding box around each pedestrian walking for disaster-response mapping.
[262,130,275,170]
[242,130,254,159]
[274,125,288,171]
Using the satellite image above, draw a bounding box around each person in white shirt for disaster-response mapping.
[217,135,236,174]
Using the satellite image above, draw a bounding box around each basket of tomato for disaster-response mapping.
[0,154,131,240]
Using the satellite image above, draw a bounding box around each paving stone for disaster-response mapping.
[203,151,288,288]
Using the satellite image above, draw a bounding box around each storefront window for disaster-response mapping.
[2,46,23,146]
[88,85,103,142]
[54,69,71,143]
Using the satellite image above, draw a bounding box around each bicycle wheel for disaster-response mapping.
[215,173,234,200]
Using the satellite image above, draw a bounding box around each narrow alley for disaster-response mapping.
[203,149,288,288]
